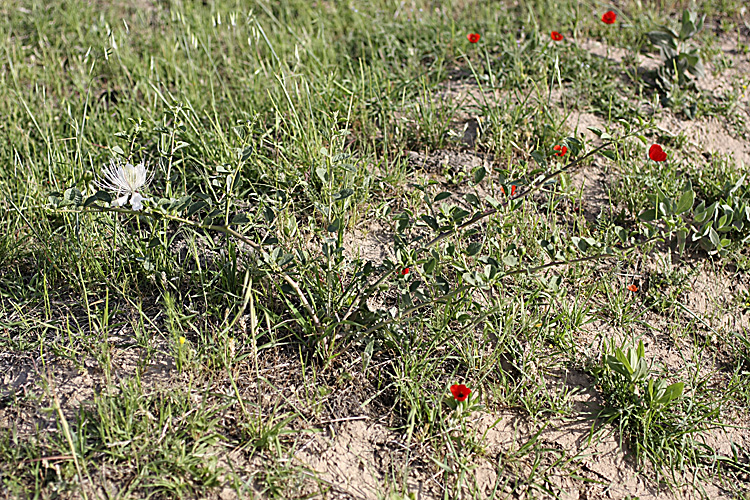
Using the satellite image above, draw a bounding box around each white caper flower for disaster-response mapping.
[95,159,151,210]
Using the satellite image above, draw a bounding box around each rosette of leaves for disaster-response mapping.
[591,339,686,463]
[647,10,705,93]
[689,174,750,255]
[638,175,750,256]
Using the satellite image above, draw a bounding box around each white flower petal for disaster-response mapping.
[95,159,152,207]
[130,192,145,211]
[112,194,130,207]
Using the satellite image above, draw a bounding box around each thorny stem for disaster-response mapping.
[341,139,618,322]
[356,238,651,337]
[59,137,628,337]
[424,139,614,249]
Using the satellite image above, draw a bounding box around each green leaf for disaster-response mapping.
[647,30,677,50]
[485,196,501,209]
[327,218,341,233]
[230,213,250,225]
[462,272,476,286]
[605,355,631,379]
[420,214,439,231]
[601,150,616,161]
[676,228,687,255]
[464,193,481,208]
[466,242,482,256]
[83,190,112,207]
[48,193,61,208]
[333,188,354,200]
[615,226,628,243]
[502,255,518,267]
[473,166,486,184]
[435,275,450,294]
[717,213,731,231]
[633,358,650,383]
[434,191,452,202]
[424,257,437,274]
[680,10,696,40]
[638,208,657,222]
[264,206,275,223]
[63,188,83,207]
[675,189,694,214]
[187,200,208,217]
[451,207,470,221]
[656,382,684,405]
[530,150,547,166]
[708,227,720,248]
[614,348,634,376]
[315,167,328,183]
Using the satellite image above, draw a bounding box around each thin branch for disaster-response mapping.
[424,140,614,250]
[342,139,619,322]
[356,238,653,336]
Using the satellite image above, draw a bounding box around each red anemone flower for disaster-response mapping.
[551,31,564,41]
[627,284,638,292]
[511,185,517,196]
[648,144,667,162]
[401,267,410,275]
[450,384,471,402]
[467,33,481,43]
[553,145,567,157]
[602,11,617,24]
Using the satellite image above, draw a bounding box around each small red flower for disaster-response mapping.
[450,384,471,402]
[627,284,638,292]
[551,31,563,41]
[648,144,667,162]
[553,145,567,157]
[601,11,617,24]
[500,185,517,196]
[401,267,410,275]
[467,33,481,43]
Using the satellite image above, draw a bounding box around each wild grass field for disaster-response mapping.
[1,0,750,498]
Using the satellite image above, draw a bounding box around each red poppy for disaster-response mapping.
[553,145,567,157]
[450,384,471,402]
[401,267,410,275]
[551,31,563,41]
[601,11,616,24]
[648,144,667,162]
[467,33,481,43]
[627,284,638,292]
[500,185,517,196]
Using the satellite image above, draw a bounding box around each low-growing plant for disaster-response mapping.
[591,339,686,463]
[638,173,750,255]
[647,10,706,95]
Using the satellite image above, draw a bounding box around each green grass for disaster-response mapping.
[1,0,750,498]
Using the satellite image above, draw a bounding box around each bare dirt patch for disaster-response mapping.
[295,419,437,499]
[656,112,750,167]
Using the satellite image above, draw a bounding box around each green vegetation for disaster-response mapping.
[1,0,749,498]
